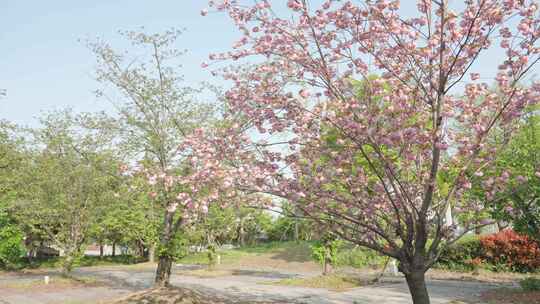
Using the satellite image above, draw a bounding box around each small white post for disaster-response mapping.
[44,276,50,285]
[217,255,221,265]
[390,259,398,276]
[445,205,453,227]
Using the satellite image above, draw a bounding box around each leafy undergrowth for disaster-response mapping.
[265,274,368,291]
[111,287,288,304]
[479,288,540,304]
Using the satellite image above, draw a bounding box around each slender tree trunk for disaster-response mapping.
[61,248,77,276]
[238,220,245,247]
[404,270,430,304]
[62,255,75,276]
[323,259,332,276]
[99,244,104,258]
[149,243,156,263]
[155,209,175,287]
[294,214,299,243]
[322,246,333,275]
[112,243,116,257]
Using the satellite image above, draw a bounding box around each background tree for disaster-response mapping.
[89,29,216,286]
[471,111,540,239]
[204,1,540,303]
[0,122,26,269]
[11,110,119,275]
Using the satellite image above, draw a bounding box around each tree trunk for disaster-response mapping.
[155,255,173,287]
[238,220,245,247]
[99,244,104,258]
[294,215,299,243]
[323,259,332,275]
[322,247,333,275]
[149,243,156,263]
[62,254,75,276]
[155,209,175,287]
[112,243,116,257]
[405,270,430,304]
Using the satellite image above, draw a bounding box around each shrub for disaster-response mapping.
[336,245,384,269]
[520,277,540,291]
[311,238,340,267]
[436,235,482,271]
[480,229,540,272]
[0,222,25,270]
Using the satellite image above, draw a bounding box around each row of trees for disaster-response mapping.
[0,30,305,276]
[0,111,307,272]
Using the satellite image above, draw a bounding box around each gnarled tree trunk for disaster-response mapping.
[404,269,430,304]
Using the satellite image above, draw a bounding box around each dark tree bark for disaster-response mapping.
[154,209,175,287]
[99,244,104,258]
[155,255,173,287]
[112,242,116,257]
[404,269,430,304]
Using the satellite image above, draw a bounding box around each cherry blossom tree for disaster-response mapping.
[203,1,540,303]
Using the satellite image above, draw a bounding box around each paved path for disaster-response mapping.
[0,265,510,304]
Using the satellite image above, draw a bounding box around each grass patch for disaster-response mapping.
[177,250,250,265]
[266,274,365,291]
[237,241,312,254]
[177,241,385,271]
[177,241,312,265]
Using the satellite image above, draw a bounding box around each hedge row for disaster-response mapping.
[437,229,540,273]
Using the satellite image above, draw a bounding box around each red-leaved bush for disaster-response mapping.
[480,229,540,272]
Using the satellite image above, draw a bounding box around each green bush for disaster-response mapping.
[436,235,482,271]
[0,217,25,269]
[520,277,540,291]
[311,238,341,267]
[336,245,384,269]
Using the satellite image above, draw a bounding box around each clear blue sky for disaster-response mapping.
[0,0,240,126]
[0,1,531,127]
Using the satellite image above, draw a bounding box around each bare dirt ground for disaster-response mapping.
[0,248,521,304]
[0,263,515,304]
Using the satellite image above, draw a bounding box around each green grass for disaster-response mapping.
[177,249,250,265]
[177,241,311,265]
[177,241,386,270]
